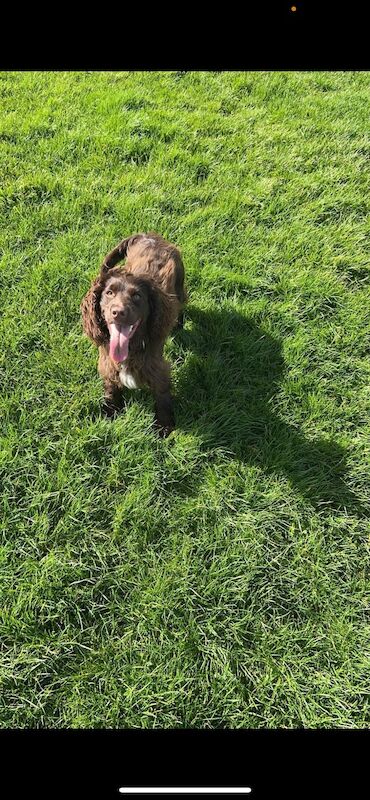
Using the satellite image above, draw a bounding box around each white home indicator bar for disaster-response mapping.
[119,790,252,795]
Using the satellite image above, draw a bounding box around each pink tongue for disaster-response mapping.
[108,323,131,363]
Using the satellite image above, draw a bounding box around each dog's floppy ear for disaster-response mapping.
[80,272,108,346]
[145,278,176,342]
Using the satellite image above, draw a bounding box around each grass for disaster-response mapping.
[0,71,369,728]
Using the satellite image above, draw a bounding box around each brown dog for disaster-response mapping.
[80,233,187,436]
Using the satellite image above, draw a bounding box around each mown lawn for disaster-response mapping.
[0,71,369,728]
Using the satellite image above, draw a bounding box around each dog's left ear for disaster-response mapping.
[146,279,175,342]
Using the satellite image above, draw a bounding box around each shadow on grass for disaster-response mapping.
[174,306,366,516]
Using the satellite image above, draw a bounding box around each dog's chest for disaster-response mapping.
[119,365,138,390]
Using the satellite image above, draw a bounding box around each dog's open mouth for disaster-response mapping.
[108,319,141,363]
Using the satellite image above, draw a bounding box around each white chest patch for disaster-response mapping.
[119,366,138,390]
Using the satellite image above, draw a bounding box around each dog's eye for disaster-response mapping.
[106,289,114,296]
[132,292,141,302]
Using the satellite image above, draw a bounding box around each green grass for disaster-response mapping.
[0,71,369,728]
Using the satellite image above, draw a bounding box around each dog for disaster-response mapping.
[80,233,187,437]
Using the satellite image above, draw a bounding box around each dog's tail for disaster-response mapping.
[100,234,143,274]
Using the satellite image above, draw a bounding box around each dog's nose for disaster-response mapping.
[111,306,125,319]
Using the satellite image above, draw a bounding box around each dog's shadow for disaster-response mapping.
[173,306,365,515]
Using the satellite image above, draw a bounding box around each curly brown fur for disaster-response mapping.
[80,233,187,436]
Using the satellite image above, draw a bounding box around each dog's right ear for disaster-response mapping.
[80,273,108,346]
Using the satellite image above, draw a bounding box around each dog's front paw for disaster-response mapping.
[101,400,122,419]
[154,417,175,438]
[158,424,174,439]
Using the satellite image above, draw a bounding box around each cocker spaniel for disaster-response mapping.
[80,233,187,437]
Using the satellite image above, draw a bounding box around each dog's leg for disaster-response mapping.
[154,389,175,438]
[147,358,175,437]
[102,380,125,418]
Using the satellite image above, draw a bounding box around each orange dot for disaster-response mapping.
[291,5,297,10]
